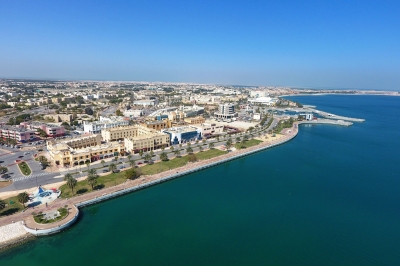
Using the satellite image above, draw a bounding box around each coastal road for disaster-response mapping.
[0,118,278,193]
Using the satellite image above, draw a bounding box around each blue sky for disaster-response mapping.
[0,0,399,90]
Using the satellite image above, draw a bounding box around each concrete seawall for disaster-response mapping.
[23,205,79,236]
[298,119,353,126]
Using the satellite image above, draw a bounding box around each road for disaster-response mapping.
[0,118,278,193]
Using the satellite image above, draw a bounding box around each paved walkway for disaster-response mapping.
[24,205,78,230]
[0,124,298,228]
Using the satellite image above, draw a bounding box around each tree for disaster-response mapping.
[0,199,6,210]
[109,163,117,173]
[139,150,143,157]
[170,146,174,151]
[114,156,119,162]
[243,135,249,141]
[124,168,141,180]
[187,142,191,147]
[37,128,47,138]
[63,173,73,181]
[143,153,152,161]
[186,147,193,154]
[84,107,93,115]
[116,109,123,116]
[87,169,98,191]
[161,145,165,151]
[174,150,181,158]
[18,192,29,207]
[129,160,135,168]
[187,154,197,162]
[66,176,77,195]
[179,143,182,148]
[202,139,206,144]
[159,152,168,161]
[226,142,232,150]
[127,154,132,161]
[236,137,241,142]
[85,161,90,171]
[149,150,154,157]
[208,142,214,149]
[198,145,203,152]
[0,166,8,174]
[101,159,105,168]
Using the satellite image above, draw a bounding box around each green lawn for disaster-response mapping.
[59,149,228,198]
[59,171,128,198]
[33,207,68,224]
[0,195,24,217]
[235,139,263,149]
[18,162,32,176]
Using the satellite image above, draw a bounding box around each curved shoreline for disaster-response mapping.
[0,119,354,251]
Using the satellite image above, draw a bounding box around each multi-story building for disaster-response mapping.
[124,129,170,153]
[0,125,35,142]
[162,126,202,145]
[47,134,124,166]
[184,116,205,125]
[102,125,169,146]
[83,116,129,134]
[141,120,172,131]
[44,113,77,123]
[215,103,237,119]
[123,109,143,118]
[194,123,224,138]
[20,122,65,137]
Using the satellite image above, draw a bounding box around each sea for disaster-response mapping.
[1,95,399,265]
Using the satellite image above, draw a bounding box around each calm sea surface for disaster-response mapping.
[1,95,399,265]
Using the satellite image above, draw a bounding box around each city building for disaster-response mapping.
[44,113,77,123]
[184,116,206,125]
[253,113,261,120]
[47,134,124,166]
[133,99,158,106]
[194,123,224,138]
[20,122,65,137]
[141,120,172,131]
[248,96,276,105]
[214,103,237,119]
[123,109,144,118]
[0,125,35,142]
[306,113,314,121]
[162,126,202,145]
[124,130,170,153]
[83,116,129,134]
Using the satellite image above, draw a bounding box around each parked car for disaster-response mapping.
[102,169,109,173]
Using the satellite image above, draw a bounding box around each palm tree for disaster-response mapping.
[174,150,181,158]
[202,139,206,144]
[144,153,152,161]
[161,145,165,151]
[198,145,203,152]
[127,154,132,161]
[226,142,232,150]
[150,150,154,157]
[109,163,117,173]
[129,160,135,168]
[159,152,168,161]
[0,199,6,211]
[208,142,214,149]
[101,159,105,168]
[186,147,193,154]
[17,192,29,208]
[170,145,174,151]
[139,150,143,157]
[66,176,77,195]
[87,169,98,191]
[187,142,191,147]
[179,143,182,148]
[85,161,90,171]
[236,137,241,142]
[244,135,249,141]
[63,173,73,181]
[114,156,119,162]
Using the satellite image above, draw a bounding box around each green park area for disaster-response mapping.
[59,149,227,198]
[33,207,68,224]
[235,139,263,149]
[18,162,32,176]
[0,196,24,217]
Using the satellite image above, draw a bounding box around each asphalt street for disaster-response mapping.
[0,118,277,193]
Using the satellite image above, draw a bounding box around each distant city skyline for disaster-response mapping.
[1,0,399,90]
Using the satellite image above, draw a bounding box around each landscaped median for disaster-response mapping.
[18,162,31,176]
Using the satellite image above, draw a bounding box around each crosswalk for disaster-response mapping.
[12,172,53,182]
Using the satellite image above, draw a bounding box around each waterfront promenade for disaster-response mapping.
[0,123,299,229]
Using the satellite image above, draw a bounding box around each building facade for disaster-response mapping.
[0,125,35,142]
[184,116,206,125]
[83,116,129,134]
[162,126,202,145]
[194,123,224,138]
[20,122,65,137]
[215,104,237,119]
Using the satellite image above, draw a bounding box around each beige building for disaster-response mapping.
[141,119,172,131]
[47,134,125,166]
[184,116,205,125]
[102,125,169,153]
[168,111,185,122]
[44,113,77,123]
[194,123,224,137]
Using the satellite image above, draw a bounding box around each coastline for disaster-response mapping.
[0,118,356,252]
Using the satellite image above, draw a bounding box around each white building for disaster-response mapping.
[194,123,224,137]
[123,109,144,118]
[215,103,236,119]
[248,97,276,105]
[162,126,202,145]
[253,113,261,120]
[133,99,158,106]
[83,116,129,134]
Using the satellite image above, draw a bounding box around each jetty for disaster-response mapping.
[313,110,365,122]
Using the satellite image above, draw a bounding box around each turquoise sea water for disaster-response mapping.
[1,95,399,265]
